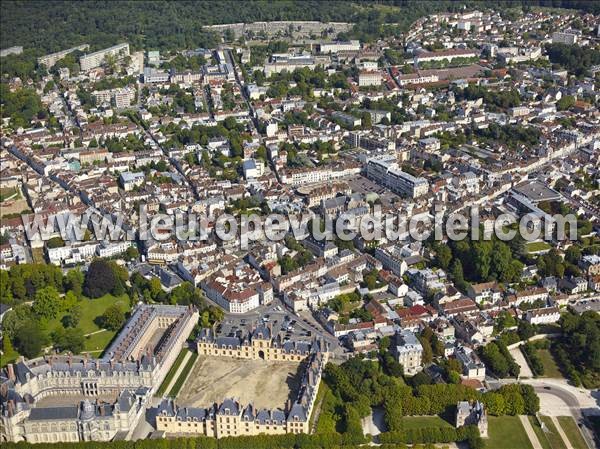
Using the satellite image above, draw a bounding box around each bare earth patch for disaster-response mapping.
[176,356,303,410]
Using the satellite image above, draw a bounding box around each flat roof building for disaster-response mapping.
[80,43,129,71]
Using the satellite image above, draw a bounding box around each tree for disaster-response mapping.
[64,268,84,297]
[149,277,163,299]
[435,244,452,270]
[556,95,575,111]
[360,111,372,129]
[0,270,12,304]
[32,286,61,320]
[124,246,139,261]
[2,335,15,360]
[169,282,205,307]
[53,327,85,354]
[14,322,48,359]
[420,337,433,365]
[379,336,391,353]
[84,260,116,298]
[46,236,65,249]
[100,305,125,331]
[517,320,536,341]
[447,370,461,384]
[62,304,82,328]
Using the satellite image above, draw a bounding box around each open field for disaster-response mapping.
[528,416,553,449]
[486,416,533,449]
[540,416,568,449]
[0,186,20,202]
[47,294,130,335]
[84,330,116,354]
[538,348,563,378]
[557,416,589,449]
[527,241,552,253]
[46,294,130,354]
[177,355,303,410]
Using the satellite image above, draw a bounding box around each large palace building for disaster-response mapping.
[0,304,198,444]
[155,342,328,438]
[196,325,313,362]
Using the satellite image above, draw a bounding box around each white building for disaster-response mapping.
[96,241,133,258]
[243,158,265,179]
[80,43,130,71]
[47,242,99,265]
[455,346,486,380]
[358,71,381,87]
[525,307,560,325]
[366,157,429,198]
[319,40,360,53]
[394,329,423,375]
[120,171,145,191]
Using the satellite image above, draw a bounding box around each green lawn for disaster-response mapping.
[0,186,19,201]
[0,345,20,368]
[528,416,553,449]
[83,330,116,354]
[169,351,198,397]
[156,348,189,397]
[400,415,453,429]
[557,416,589,449]
[47,294,130,335]
[538,348,563,379]
[486,416,534,449]
[540,416,568,449]
[527,241,552,253]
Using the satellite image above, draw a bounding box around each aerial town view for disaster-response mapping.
[0,1,599,448]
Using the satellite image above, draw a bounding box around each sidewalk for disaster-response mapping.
[520,415,543,449]
[551,416,574,449]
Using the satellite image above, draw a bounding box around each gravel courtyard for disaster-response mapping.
[176,356,304,410]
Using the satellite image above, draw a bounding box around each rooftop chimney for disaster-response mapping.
[7,363,16,382]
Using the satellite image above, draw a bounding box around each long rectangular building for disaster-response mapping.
[37,44,89,67]
[366,157,429,198]
[80,43,129,71]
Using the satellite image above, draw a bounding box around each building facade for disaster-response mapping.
[1,304,198,443]
[155,346,327,438]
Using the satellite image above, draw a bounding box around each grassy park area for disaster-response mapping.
[528,416,553,449]
[526,241,552,253]
[47,293,130,355]
[557,416,589,449]
[540,416,568,449]
[538,348,563,378]
[47,293,130,335]
[486,416,533,449]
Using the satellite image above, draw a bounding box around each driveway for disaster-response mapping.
[510,346,533,378]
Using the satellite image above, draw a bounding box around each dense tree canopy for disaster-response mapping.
[553,311,600,388]
[2,1,596,56]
